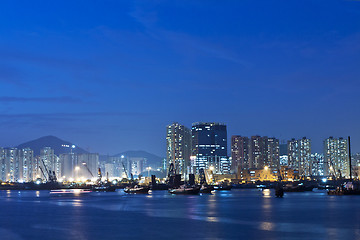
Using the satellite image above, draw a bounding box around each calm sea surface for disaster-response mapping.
[0,189,359,240]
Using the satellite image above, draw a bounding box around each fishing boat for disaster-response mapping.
[124,185,150,194]
[169,185,201,195]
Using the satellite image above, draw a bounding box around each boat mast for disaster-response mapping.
[348,136,352,181]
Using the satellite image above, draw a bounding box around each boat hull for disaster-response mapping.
[200,185,214,193]
[169,186,200,195]
[124,186,150,194]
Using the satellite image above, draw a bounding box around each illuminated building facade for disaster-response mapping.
[0,148,5,181]
[0,148,34,182]
[280,155,288,166]
[192,122,229,174]
[324,137,349,178]
[105,163,115,178]
[4,148,19,182]
[287,137,311,176]
[248,136,280,169]
[166,123,191,175]
[108,156,126,178]
[279,166,299,180]
[311,153,326,176]
[129,157,145,176]
[266,137,280,169]
[40,147,61,180]
[231,136,250,173]
[19,148,34,182]
[60,153,99,180]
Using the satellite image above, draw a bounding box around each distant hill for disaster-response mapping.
[17,135,88,156]
[113,150,165,169]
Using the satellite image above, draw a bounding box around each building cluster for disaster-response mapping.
[166,122,354,181]
[100,155,148,179]
[234,136,352,180]
[0,124,356,183]
[0,147,99,183]
[166,122,229,176]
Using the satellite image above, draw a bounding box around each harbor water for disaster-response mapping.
[0,189,359,240]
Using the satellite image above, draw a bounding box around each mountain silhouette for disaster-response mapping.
[17,135,89,156]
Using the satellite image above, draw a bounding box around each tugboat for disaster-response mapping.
[124,185,150,194]
[91,168,116,192]
[150,175,169,190]
[198,168,214,193]
[169,185,201,195]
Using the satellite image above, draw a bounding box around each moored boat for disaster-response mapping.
[200,185,214,193]
[169,185,201,195]
[214,183,232,191]
[92,185,116,192]
[124,185,150,194]
[50,189,92,196]
[328,181,360,195]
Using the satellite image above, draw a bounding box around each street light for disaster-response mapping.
[75,166,80,180]
[147,167,152,177]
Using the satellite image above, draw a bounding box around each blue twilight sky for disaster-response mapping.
[0,0,360,156]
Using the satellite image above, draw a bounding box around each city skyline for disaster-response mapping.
[0,125,356,182]
[0,1,360,156]
[0,129,359,157]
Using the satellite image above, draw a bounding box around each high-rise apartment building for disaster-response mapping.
[266,137,280,169]
[77,153,99,179]
[249,136,265,169]
[0,148,34,182]
[231,135,279,172]
[166,123,191,175]
[0,148,5,181]
[192,122,229,174]
[248,136,280,169]
[40,147,61,180]
[231,136,250,172]
[287,137,311,176]
[311,153,325,176]
[4,148,19,182]
[324,137,349,178]
[60,153,99,180]
[19,148,34,182]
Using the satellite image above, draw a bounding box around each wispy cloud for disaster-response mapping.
[0,65,26,86]
[0,48,94,71]
[0,96,82,103]
[0,111,150,128]
[128,2,250,67]
[0,111,148,120]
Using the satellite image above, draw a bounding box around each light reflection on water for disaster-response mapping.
[262,189,271,198]
[0,189,360,240]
